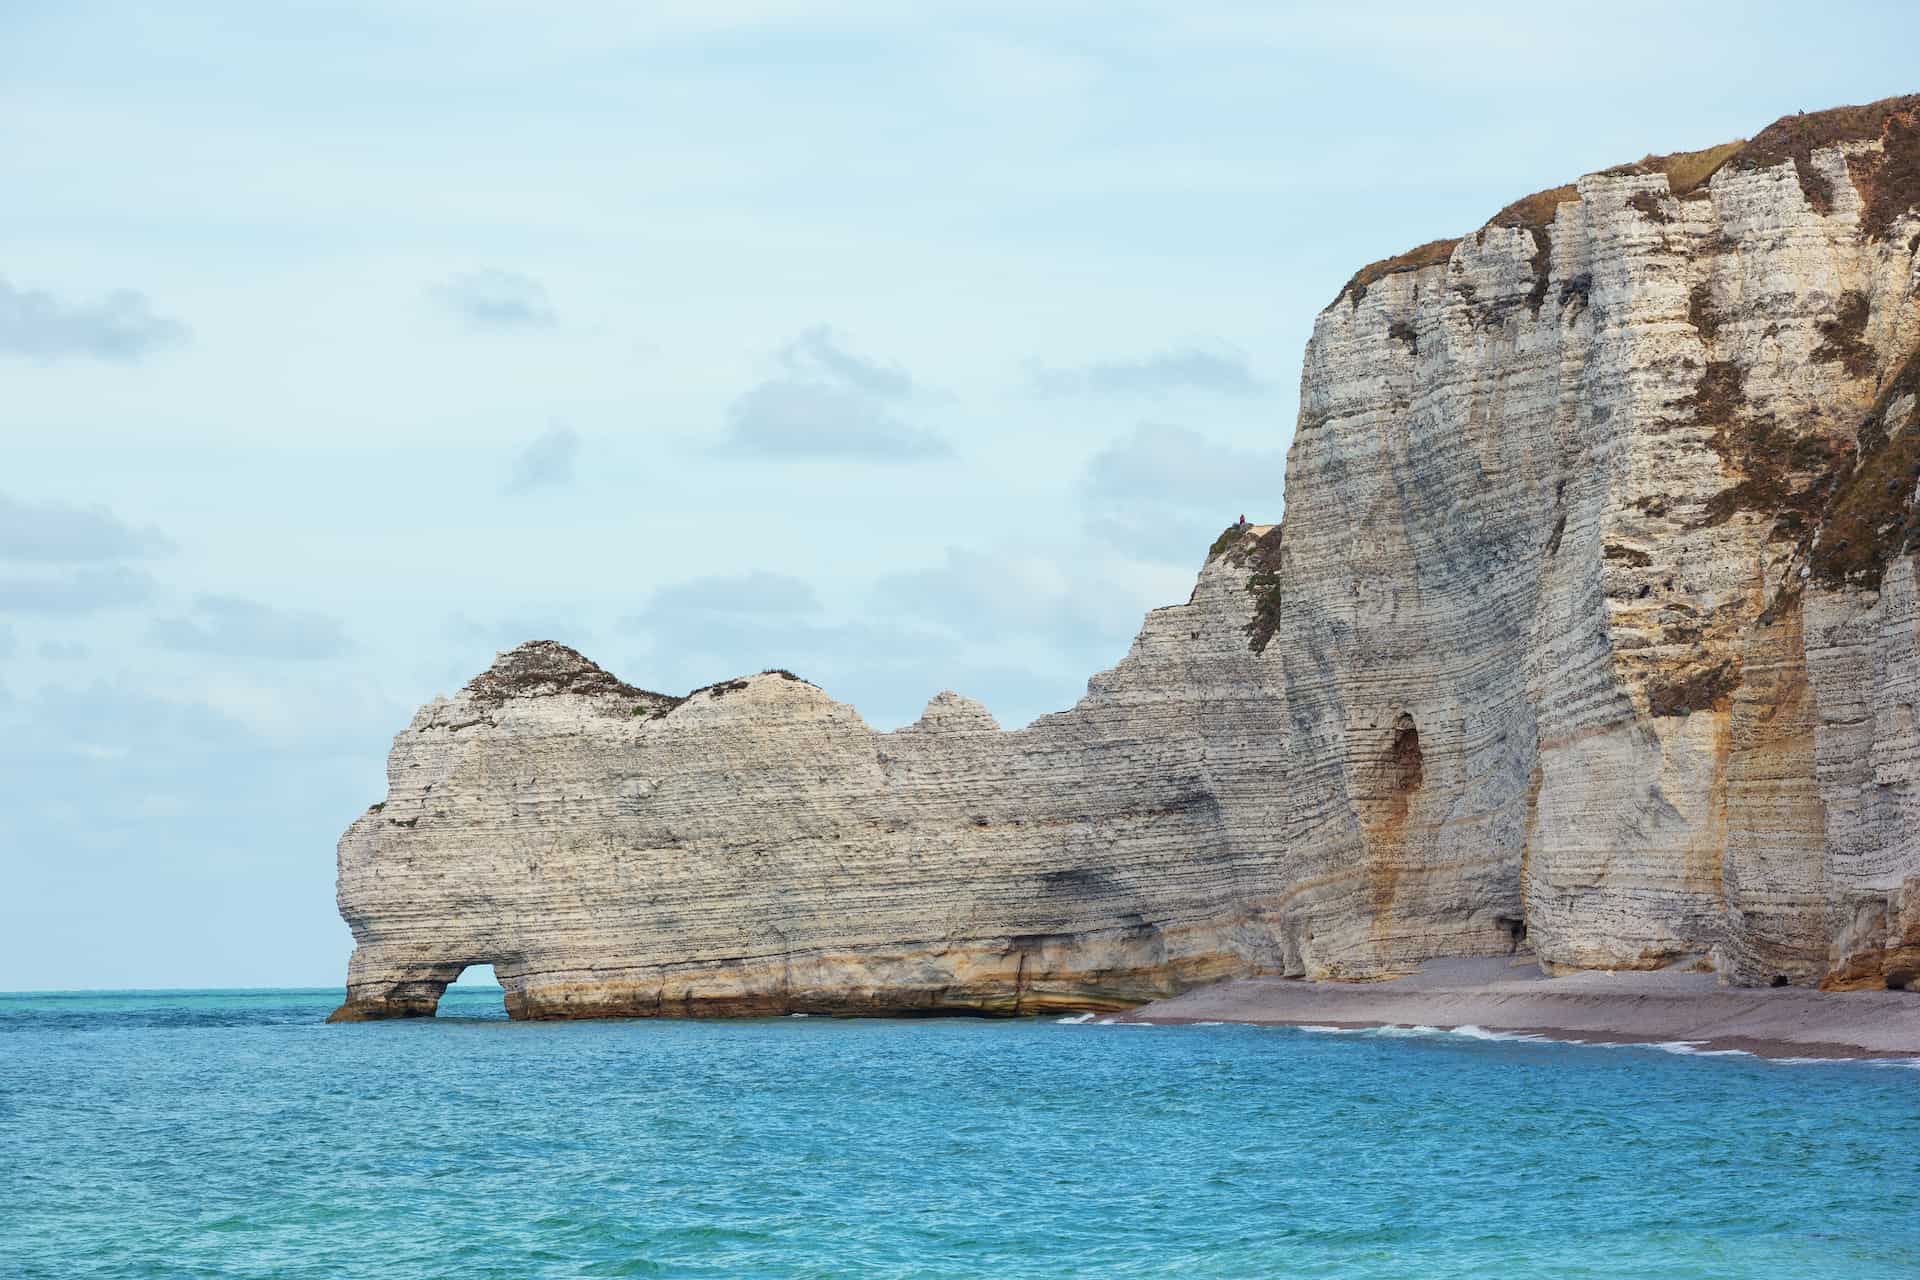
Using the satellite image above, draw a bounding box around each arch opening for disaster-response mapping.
[410,959,506,1020]
[438,962,510,1019]
[331,958,516,1022]
[452,962,498,987]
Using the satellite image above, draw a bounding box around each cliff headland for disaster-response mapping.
[333,95,1920,1025]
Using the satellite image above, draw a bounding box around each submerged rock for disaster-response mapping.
[333,96,1920,1021]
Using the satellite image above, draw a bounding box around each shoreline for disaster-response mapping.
[1115,957,1920,1061]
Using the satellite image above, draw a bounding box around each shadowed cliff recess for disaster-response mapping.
[334,96,1920,1023]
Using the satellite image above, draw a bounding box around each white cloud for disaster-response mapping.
[0,492,174,562]
[503,426,582,495]
[0,565,157,614]
[147,594,351,661]
[1085,422,1284,503]
[447,613,595,659]
[0,276,187,362]
[1080,423,1285,564]
[718,326,947,459]
[630,570,823,622]
[723,377,948,459]
[431,268,557,331]
[780,325,914,398]
[1030,345,1265,398]
[872,544,1162,658]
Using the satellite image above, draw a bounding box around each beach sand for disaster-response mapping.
[1118,957,1920,1059]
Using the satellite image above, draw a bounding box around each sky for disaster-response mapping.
[3,1,1916,991]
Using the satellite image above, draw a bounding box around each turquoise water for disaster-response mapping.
[4,988,1917,1278]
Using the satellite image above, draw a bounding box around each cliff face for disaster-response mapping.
[1295,95,1920,990]
[333,548,1342,1020]
[333,97,1920,1020]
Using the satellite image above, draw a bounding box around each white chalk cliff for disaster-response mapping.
[333,96,1920,1021]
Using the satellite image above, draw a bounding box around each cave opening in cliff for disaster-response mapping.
[1388,713,1424,793]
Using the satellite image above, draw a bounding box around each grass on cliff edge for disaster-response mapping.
[1328,95,1920,311]
[1206,523,1248,561]
[1333,239,1461,309]
[1603,139,1746,198]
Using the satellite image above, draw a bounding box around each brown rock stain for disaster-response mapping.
[1357,713,1425,945]
[1681,709,1732,901]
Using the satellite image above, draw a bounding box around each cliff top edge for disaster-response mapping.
[1331,92,1920,310]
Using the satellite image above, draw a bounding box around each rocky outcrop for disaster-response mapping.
[333,549,1344,1020]
[333,96,1920,1021]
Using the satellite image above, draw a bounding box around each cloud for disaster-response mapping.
[0,622,14,658]
[1084,422,1284,503]
[871,545,1153,658]
[431,268,557,331]
[0,492,174,562]
[0,565,157,614]
[625,611,967,724]
[448,613,594,654]
[0,680,266,777]
[1080,423,1284,564]
[503,425,582,495]
[1084,509,1222,566]
[620,571,950,711]
[0,494,175,622]
[631,570,822,622]
[610,564,1128,727]
[1029,345,1264,398]
[0,276,188,362]
[723,327,948,459]
[41,682,243,747]
[146,593,351,660]
[38,638,89,661]
[0,667,410,988]
[632,614,938,676]
[724,380,948,459]
[780,325,914,398]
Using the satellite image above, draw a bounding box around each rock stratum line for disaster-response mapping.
[332,96,1920,1022]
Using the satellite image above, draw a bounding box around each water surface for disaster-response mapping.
[4,988,1916,1278]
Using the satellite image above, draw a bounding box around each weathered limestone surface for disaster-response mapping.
[333,544,1356,1020]
[334,97,1920,1021]
[1291,95,1920,990]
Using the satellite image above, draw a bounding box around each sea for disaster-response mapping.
[4,987,1917,1279]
